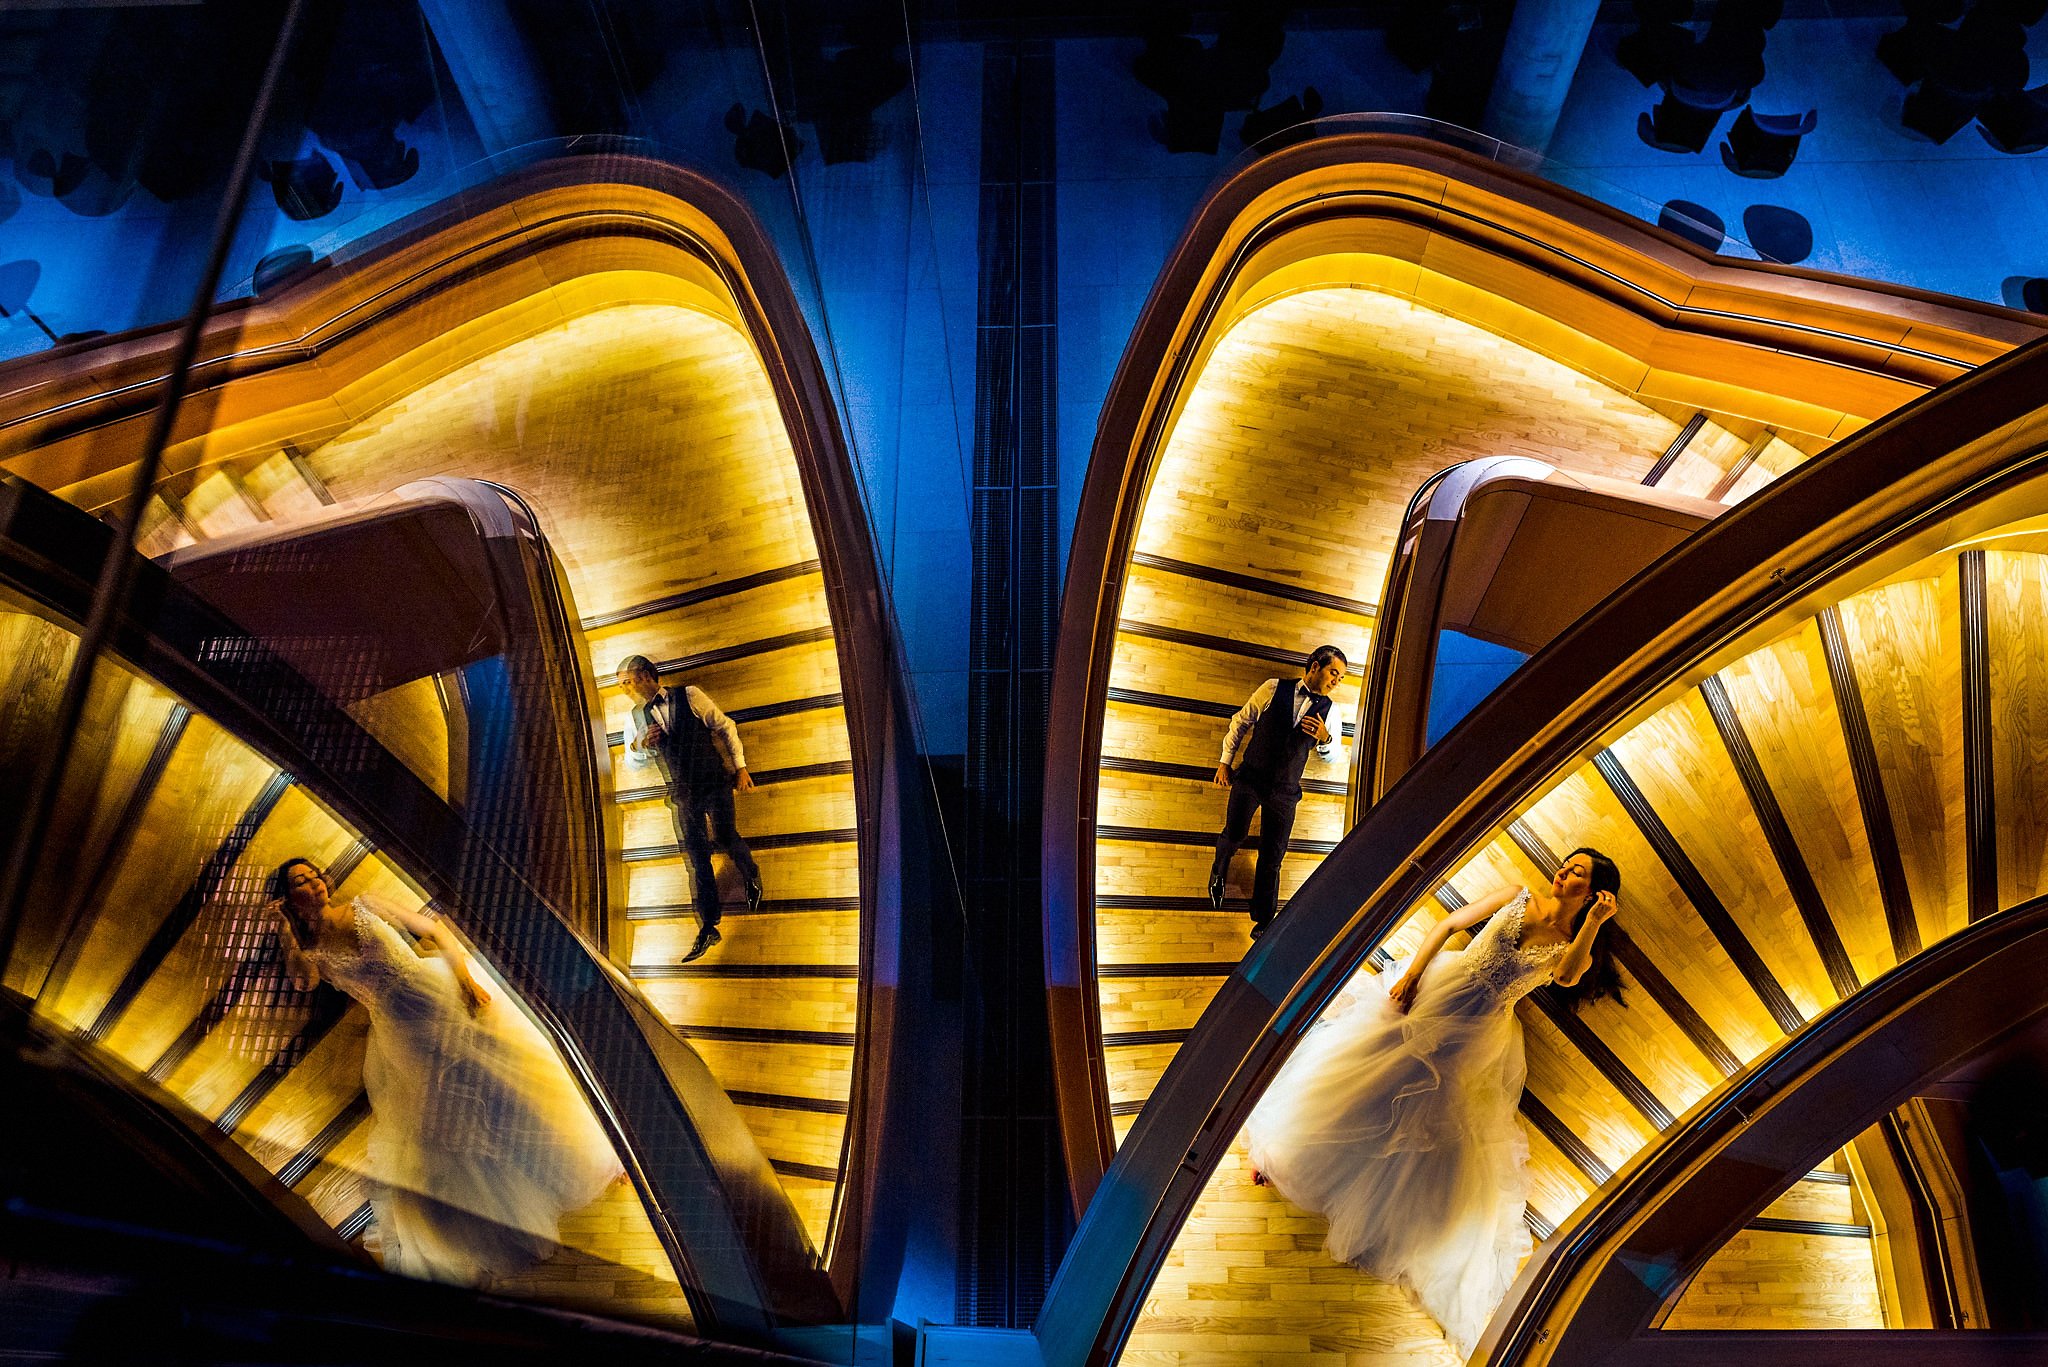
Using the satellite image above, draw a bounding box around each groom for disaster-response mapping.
[618,654,764,963]
[1209,644,1348,940]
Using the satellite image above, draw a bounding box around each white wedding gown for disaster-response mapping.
[1245,890,1564,1356]
[307,898,624,1286]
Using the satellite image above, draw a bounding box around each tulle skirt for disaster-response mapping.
[359,954,624,1286]
[1244,948,1534,1356]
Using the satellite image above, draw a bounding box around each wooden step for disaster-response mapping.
[631,910,859,969]
[582,571,833,682]
[1096,767,1347,844]
[182,469,269,540]
[1118,558,1373,664]
[623,841,857,908]
[619,773,856,848]
[636,974,858,1039]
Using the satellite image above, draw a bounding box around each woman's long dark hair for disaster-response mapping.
[1552,845,1624,1011]
[268,857,325,950]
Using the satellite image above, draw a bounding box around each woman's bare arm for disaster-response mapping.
[1552,891,1619,988]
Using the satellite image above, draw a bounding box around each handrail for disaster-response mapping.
[1485,891,2048,1364]
[0,155,916,1308]
[1033,321,2048,1365]
[1352,458,1716,816]
[0,475,837,1335]
[1040,132,2046,1214]
[1348,459,1467,821]
[475,478,616,953]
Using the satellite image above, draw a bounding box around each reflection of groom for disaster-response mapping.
[618,654,763,964]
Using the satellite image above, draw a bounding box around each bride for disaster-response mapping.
[267,857,624,1286]
[1245,848,1622,1356]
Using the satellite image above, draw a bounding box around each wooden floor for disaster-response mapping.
[1099,288,2044,1361]
[98,299,863,1250]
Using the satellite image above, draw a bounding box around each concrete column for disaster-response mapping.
[1481,0,1604,156]
[417,0,553,154]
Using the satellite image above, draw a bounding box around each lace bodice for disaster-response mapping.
[1463,890,1566,1006]
[306,899,450,1022]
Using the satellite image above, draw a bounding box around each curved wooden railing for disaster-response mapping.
[1034,316,2048,1365]
[0,157,910,1301]
[1043,130,2047,1213]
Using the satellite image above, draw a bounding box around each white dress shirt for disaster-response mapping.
[1220,677,1343,768]
[627,685,747,772]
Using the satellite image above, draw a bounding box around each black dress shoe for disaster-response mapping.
[745,880,765,912]
[1208,874,1227,909]
[679,925,722,963]
[1249,920,1268,942]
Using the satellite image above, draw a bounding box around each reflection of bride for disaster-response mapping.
[267,857,624,1286]
[1245,848,1622,1356]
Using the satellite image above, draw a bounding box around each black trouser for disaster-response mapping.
[1211,779,1299,926]
[669,784,760,929]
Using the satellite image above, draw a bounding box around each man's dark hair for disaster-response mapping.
[1306,644,1348,672]
[617,654,658,683]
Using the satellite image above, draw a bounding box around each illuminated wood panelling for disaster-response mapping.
[42,714,274,1030]
[1716,625,1895,984]
[1605,699,1836,1021]
[49,289,868,1251]
[312,305,819,624]
[1835,572,1968,950]
[1986,551,2048,911]
[1122,537,2042,1358]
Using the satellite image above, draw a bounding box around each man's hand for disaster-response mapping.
[734,768,756,792]
[634,722,665,752]
[1213,764,1234,788]
[1300,710,1332,744]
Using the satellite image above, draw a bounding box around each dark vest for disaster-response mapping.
[1236,677,1331,797]
[643,689,727,797]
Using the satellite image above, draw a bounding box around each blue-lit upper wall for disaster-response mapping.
[2,3,2042,756]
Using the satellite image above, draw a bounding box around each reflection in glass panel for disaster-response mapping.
[0,603,689,1325]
